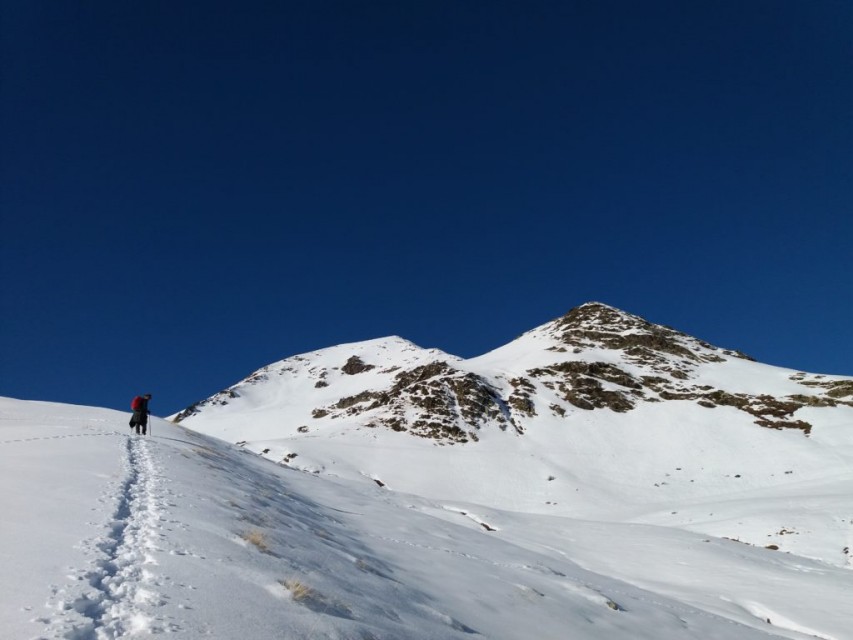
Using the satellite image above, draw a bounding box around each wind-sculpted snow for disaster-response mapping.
[3,397,852,639]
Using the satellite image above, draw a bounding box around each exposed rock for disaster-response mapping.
[508,378,537,418]
[334,390,385,411]
[312,361,513,444]
[549,304,740,376]
[825,380,853,399]
[528,361,640,413]
[341,356,375,375]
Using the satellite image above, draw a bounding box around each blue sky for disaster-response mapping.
[2,1,851,416]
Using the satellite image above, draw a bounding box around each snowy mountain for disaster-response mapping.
[175,302,851,440]
[4,303,852,639]
[174,302,853,555]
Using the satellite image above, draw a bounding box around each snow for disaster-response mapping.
[3,395,852,640]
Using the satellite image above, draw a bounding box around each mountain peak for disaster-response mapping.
[543,301,750,366]
[555,301,642,332]
[176,303,851,450]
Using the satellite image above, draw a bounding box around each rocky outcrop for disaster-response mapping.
[313,361,515,444]
[341,356,375,375]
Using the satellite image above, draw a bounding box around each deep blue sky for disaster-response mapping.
[2,1,851,417]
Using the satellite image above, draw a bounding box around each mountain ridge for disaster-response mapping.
[174,301,851,440]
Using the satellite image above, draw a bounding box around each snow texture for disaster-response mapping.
[3,304,852,639]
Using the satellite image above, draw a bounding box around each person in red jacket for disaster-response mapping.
[129,393,152,435]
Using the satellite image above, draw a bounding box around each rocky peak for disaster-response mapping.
[551,301,686,349]
[555,302,650,333]
[545,302,754,369]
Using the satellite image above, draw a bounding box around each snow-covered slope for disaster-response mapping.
[175,303,853,564]
[3,397,852,640]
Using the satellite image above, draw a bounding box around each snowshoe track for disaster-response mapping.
[41,435,176,639]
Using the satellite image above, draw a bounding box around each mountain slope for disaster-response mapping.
[3,397,852,640]
[173,304,852,560]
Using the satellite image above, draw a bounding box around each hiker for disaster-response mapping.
[130,393,152,435]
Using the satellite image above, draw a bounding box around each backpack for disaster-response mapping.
[131,396,144,411]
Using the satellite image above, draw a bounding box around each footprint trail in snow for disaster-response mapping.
[41,435,177,639]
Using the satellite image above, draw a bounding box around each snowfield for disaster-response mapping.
[2,396,852,640]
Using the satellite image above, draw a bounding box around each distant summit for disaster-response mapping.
[540,301,753,364]
[174,302,851,441]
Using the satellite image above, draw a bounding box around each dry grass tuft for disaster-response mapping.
[280,579,315,602]
[241,529,269,552]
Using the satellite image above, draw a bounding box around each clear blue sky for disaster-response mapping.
[2,1,851,417]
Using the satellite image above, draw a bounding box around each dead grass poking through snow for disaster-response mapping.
[280,579,315,602]
[241,529,269,552]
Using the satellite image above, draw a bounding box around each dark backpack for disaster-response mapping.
[131,396,144,411]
